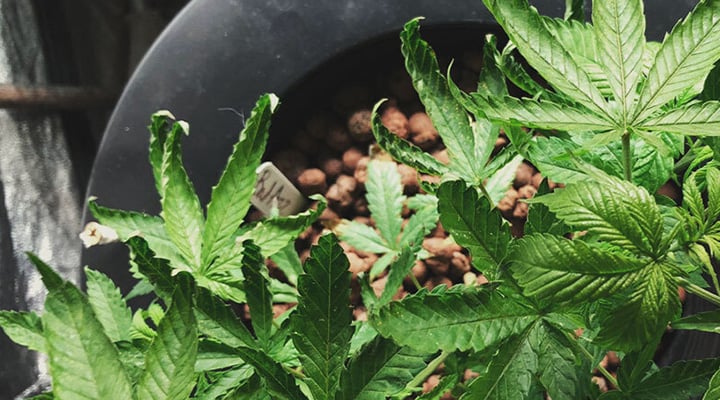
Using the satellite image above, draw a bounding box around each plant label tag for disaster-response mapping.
[252,162,306,216]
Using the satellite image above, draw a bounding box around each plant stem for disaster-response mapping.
[678,277,720,307]
[404,350,451,392]
[622,132,632,182]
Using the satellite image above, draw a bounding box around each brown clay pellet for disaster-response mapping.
[514,162,536,188]
[347,109,373,142]
[297,168,327,196]
[342,147,364,173]
[381,106,410,139]
[321,158,343,179]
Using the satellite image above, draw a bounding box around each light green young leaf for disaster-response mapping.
[366,160,405,247]
[634,0,720,122]
[371,101,450,177]
[336,220,392,254]
[485,154,524,205]
[705,367,720,400]
[270,243,304,287]
[291,233,352,400]
[195,340,244,372]
[564,0,584,21]
[84,267,132,343]
[378,246,418,308]
[369,251,397,279]
[137,274,198,400]
[400,194,439,248]
[511,234,647,305]
[672,310,720,333]
[461,328,538,400]
[482,0,610,118]
[631,359,720,400]
[88,200,189,270]
[195,288,255,348]
[240,241,273,348]
[148,111,174,197]
[400,18,481,182]
[194,364,255,400]
[531,174,664,257]
[592,0,645,121]
[160,119,204,269]
[371,286,538,353]
[202,94,278,267]
[0,311,45,353]
[243,196,325,256]
[335,336,427,400]
[639,100,720,137]
[43,282,133,400]
[235,346,305,400]
[461,94,615,132]
[27,252,64,292]
[437,181,512,277]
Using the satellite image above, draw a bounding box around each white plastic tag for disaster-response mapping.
[252,162,306,216]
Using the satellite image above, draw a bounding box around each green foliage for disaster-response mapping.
[8,1,720,397]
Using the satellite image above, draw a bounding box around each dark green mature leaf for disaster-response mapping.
[511,234,647,305]
[195,288,255,349]
[461,328,538,400]
[27,252,64,292]
[0,311,45,353]
[148,111,174,197]
[88,200,188,270]
[493,42,567,103]
[532,322,582,400]
[335,336,427,400]
[477,34,509,98]
[463,94,615,132]
[400,18,481,182]
[366,160,405,246]
[159,119,204,269]
[634,0,720,122]
[629,359,720,400]
[84,267,132,343]
[136,275,198,400]
[437,181,512,277]
[235,346,305,400]
[639,101,720,136]
[592,0,645,121]
[291,233,352,399]
[672,310,720,333]
[202,94,278,267]
[240,241,273,347]
[482,0,610,119]
[596,262,681,351]
[531,174,664,257]
[126,236,175,299]
[43,282,133,400]
[371,101,450,177]
[705,367,720,400]
[372,286,537,353]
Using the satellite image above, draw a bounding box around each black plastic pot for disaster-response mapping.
[82,0,710,367]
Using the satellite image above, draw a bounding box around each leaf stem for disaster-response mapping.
[622,132,632,182]
[404,350,451,393]
[409,274,423,291]
[576,339,620,390]
[478,183,495,208]
[283,365,306,380]
[677,277,720,307]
